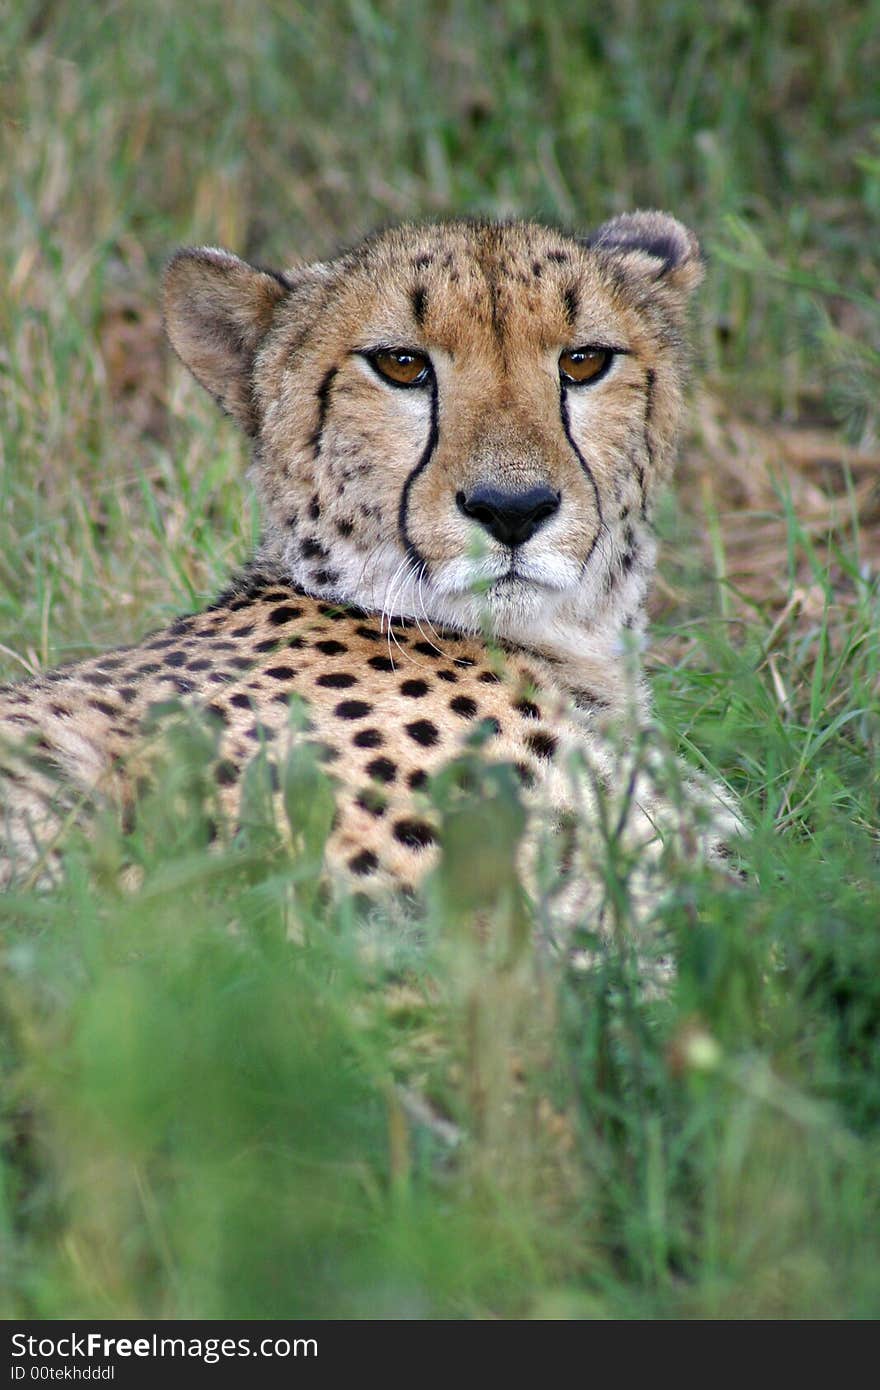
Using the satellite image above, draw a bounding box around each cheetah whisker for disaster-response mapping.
[380,555,415,668]
[415,564,451,661]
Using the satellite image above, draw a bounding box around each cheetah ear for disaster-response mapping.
[163,247,291,435]
[585,210,704,297]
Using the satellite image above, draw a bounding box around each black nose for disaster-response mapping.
[456,484,561,549]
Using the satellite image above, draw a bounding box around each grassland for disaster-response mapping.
[1,0,879,1318]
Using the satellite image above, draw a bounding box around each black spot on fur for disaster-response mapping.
[335,699,372,720]
[367,757,397,784]
[526,731,557,760]
[436,669,457,683]
[88,699,118,717]
[301,537,328,560]
[215,759,239,787]
[308,495,321,520]
[349,849,379,877]
[265,666,297,680]
[316,639,347,656]
[368,655,395,672]
[400,679,429,698]
[268,605,303,625]
[316,672,357,688]
[246,722,275,743]
[563,284,579,324]
[514,699,540,720]
[356,787,387,817]
[353,727,383,748]
[311,742,339,764]
[406,719,439,747]
[411,284,428,325]
[408,769,428,790]
[412,642,439,658]
[450,696,477,719]
[393,819,436,851]
[572,689,608,711]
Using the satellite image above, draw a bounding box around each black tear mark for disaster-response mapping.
[411,284,428,326]
[641,368,656,515]
[559,386,603,570]
[398,374,439,573]
[308,366,338,455]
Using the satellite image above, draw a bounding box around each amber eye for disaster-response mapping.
[559,347,613,385]
[367,348,431,387]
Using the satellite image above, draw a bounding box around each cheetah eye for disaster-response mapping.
[559,347,613,386]
[366,348,432,388]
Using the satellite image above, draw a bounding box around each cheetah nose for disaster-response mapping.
[456,484,561,548]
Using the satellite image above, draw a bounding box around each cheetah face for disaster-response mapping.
[164,214,703,642]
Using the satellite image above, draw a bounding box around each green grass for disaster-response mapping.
[1,0,879,1319]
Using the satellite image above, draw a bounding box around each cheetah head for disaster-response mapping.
[163,214,702,647]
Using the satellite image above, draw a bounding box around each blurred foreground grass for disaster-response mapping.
[1,0,879,1318]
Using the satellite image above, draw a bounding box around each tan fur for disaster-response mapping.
[0,212,737,899]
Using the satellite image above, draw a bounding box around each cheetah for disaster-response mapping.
[0,211,739,904]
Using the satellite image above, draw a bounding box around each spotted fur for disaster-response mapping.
[0,212,737,896]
